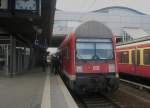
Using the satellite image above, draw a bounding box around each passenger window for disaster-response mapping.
[119,51,129,64]
[143,49,150,65]
[137,50,140,65]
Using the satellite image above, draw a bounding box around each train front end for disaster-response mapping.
[75,38,119,93]
[73,21,119,93]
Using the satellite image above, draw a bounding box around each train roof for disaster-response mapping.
[117,36,150,46]
[75,21,113,38]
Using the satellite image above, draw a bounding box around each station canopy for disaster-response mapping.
[123,27,150,39]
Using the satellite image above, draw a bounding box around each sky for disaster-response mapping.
[56,0,150,15]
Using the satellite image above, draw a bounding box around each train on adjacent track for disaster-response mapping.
[59,21,119,93]
[116,36,150,79]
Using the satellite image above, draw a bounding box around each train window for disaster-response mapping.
[76,41,113,60]
[96,43,113,59]
[76,43,95,59]
[137,50,140,65]
[119,51,129,64]
[143,49,150,65]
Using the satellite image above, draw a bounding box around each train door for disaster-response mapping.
[131,49,136,75]
[136,49,141,76]
[131,49,140,76]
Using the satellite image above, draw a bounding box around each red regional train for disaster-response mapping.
[59,21,119,93]
[116,36,150,78]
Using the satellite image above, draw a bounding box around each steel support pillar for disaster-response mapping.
[10,35,16,77]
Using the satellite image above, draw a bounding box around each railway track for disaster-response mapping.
[120,79,150,93]
[65,77,150,108]
[75,93,123,108]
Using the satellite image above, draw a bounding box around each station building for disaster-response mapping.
[53,6,150,46]
[0,0,56,76]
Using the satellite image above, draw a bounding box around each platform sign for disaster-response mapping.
[14,0,41,15]
[0,0,8,9]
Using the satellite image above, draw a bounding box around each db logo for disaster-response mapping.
[93,66,100,71]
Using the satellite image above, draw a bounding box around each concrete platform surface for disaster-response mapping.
[50,74,79,108]
[0,68,78,108]
[0,68,46,108]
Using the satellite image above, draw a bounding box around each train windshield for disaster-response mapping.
[76,43,95,59]
[96,43,113,59]
[76,39,113,60]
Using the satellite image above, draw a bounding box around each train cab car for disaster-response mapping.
[59,21,119,93]
[116,37,150,78]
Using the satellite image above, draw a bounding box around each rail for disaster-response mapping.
[120,79,150,92]
[74,94,123,108]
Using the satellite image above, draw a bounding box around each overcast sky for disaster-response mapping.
[56,0,150,15]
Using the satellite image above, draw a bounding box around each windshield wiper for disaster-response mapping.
[92,54,99,60]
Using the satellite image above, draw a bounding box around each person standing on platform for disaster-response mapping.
[42,55,47,72]
[51,53,60,75]
[51,54,56,74]
[54,54,60,75]
[46,52,52,71]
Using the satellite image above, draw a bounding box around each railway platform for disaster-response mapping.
[0,68,78,108]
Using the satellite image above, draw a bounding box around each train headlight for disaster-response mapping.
[109,64,115,73]
[76,66,83,73]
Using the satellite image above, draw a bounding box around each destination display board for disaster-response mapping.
[14,0,41,15]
